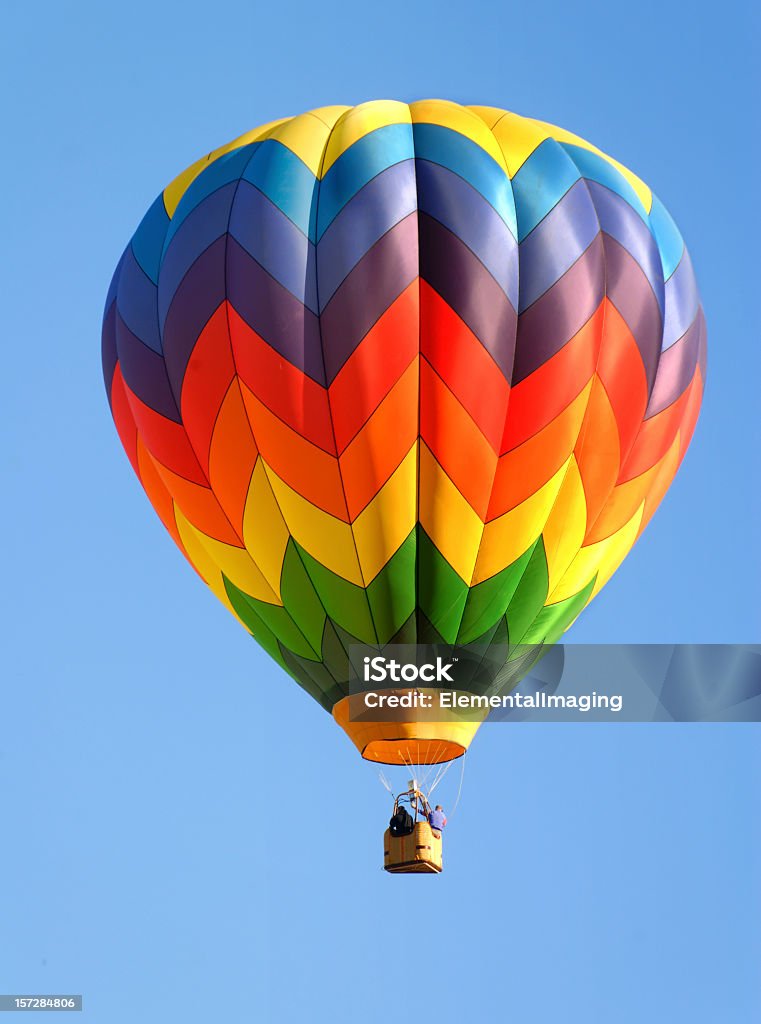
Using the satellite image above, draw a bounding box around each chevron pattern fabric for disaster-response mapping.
[102,99,706,721]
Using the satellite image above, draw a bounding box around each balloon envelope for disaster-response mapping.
[102,100,706,763]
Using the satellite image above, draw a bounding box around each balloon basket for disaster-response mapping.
[383,822,443,874]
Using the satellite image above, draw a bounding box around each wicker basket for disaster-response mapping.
[383,821,443,874]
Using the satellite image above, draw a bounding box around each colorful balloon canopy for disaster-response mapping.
[102,100,706,764]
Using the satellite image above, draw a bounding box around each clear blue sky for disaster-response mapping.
[1,1,759,1021]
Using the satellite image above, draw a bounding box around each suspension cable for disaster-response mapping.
[447,754,466,819]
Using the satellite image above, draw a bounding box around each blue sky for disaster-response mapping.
[1,1,759,1021]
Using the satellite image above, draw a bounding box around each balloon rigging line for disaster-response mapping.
[429,759,450,796]
[378,770,394,795]
[427,762,442,794]
[447,754,466,819]
[430,758,449,794]
[422,749,437,786]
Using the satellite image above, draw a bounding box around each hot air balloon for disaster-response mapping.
[102,100,705,787]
